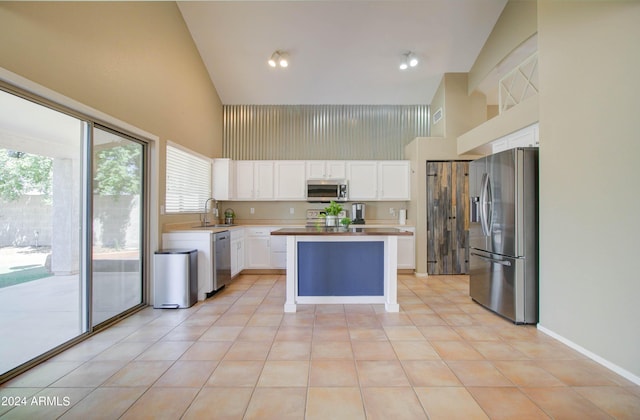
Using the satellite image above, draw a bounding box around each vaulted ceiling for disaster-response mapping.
[178,1,508,105]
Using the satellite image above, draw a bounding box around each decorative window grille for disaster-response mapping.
[165,142,211,213]
[499,52,539,114]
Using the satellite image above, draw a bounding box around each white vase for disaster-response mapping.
[325,215,338,227]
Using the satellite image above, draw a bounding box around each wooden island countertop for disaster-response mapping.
[270,227,412,236]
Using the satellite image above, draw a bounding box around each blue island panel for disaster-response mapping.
[297,241,384,296]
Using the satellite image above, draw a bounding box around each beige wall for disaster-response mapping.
[429,73,487,140]
[0,2,223,235]
[468,0,538,94]
[406,73,486,274]
[537,1,640,379]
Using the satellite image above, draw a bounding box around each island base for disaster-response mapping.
[280,234,400,313]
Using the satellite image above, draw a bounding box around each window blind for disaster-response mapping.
[165,143,211,213]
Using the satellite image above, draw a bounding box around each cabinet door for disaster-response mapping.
[269,235,287,268]
[426,161,469,275]
[306,161,326,179]
[247,236,271,268]
[235,161,255,199]
[427,162,452,275]
[378,161,410,200]
[325,161,346,179]
[212,158,233,200]
[451,162,469,274]
[397,235,415,269]
[275,161,306,200]
[230,239,239,277]
[237,238,245,272]
[254,161,274,200]
[347,161,378,200]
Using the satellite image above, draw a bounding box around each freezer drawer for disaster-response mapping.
[153,249,197,309]
[469,249,537,324]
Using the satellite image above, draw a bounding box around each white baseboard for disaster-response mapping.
[537,324,640,386]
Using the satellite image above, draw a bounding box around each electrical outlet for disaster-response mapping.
[160,205,165,215]
[389,207,395,216]
[290,207,294,215]
[250,207,255,214]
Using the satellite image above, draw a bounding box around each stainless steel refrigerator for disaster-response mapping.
[468,148,538,324]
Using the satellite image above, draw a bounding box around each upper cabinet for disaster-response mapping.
[347,160,410,201]
[218,159,410,202]
[347,161,378,200]
[212,158,234,200]
[378,161,411,200]
[491,123,539,154]
[235,161,274,200]
[306,161,346,179]
[275,161,306,200]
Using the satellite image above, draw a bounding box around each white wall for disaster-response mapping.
[538,1,640,380]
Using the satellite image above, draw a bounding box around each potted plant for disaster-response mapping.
[340,217,352,231]
[324,201,343,227]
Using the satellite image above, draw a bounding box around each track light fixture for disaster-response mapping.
[400,52,419,70]
[268,50,289,68]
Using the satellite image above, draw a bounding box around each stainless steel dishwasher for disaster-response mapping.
[213,231,231,291]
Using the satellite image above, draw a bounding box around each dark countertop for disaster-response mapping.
[270,227,413,236]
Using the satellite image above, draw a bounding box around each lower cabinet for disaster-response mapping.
[270,234,287,269]
[397,227,416,270]
[230,229,245,278]
[245,227,273,269]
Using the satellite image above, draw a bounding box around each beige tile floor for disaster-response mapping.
[1,274,639,419]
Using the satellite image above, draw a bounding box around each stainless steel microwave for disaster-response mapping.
[306,179,348,202]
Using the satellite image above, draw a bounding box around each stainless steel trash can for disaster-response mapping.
[153,249,197,308]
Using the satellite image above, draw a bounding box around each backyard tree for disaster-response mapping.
[0,150,53,202]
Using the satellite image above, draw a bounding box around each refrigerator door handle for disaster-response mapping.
[480,173,492,236]
[471,252,512,267]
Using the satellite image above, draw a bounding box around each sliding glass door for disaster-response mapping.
[0,87,147,379]
[91,127,145,326]
[0,89,85,375]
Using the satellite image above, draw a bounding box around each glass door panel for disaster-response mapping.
[91,127,144,326]
[0,89,84,375]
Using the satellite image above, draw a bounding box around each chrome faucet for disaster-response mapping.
[202,198,218,226]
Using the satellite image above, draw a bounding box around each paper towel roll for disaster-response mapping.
[398,209,407,225]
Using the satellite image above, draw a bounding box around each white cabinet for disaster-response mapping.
[230,159,410,202]
[378,161,411,201]
[212,158,233,200]
[269,234,287,268]
[347,160,410,201]
[306,161,346,179]
[230,228,245,277]
[491,123,539,153]
[245,227,272,268]
[234,161,275,200]
[397,227,416,270]
[347,161,378,200]
[243,226,290,269]
[235,161,255,200]
[275,161,306,200]
[254,161,274,199]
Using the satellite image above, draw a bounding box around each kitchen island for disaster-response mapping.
[271,227,413,313]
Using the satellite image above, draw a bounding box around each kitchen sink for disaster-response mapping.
[192,224,235,228]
